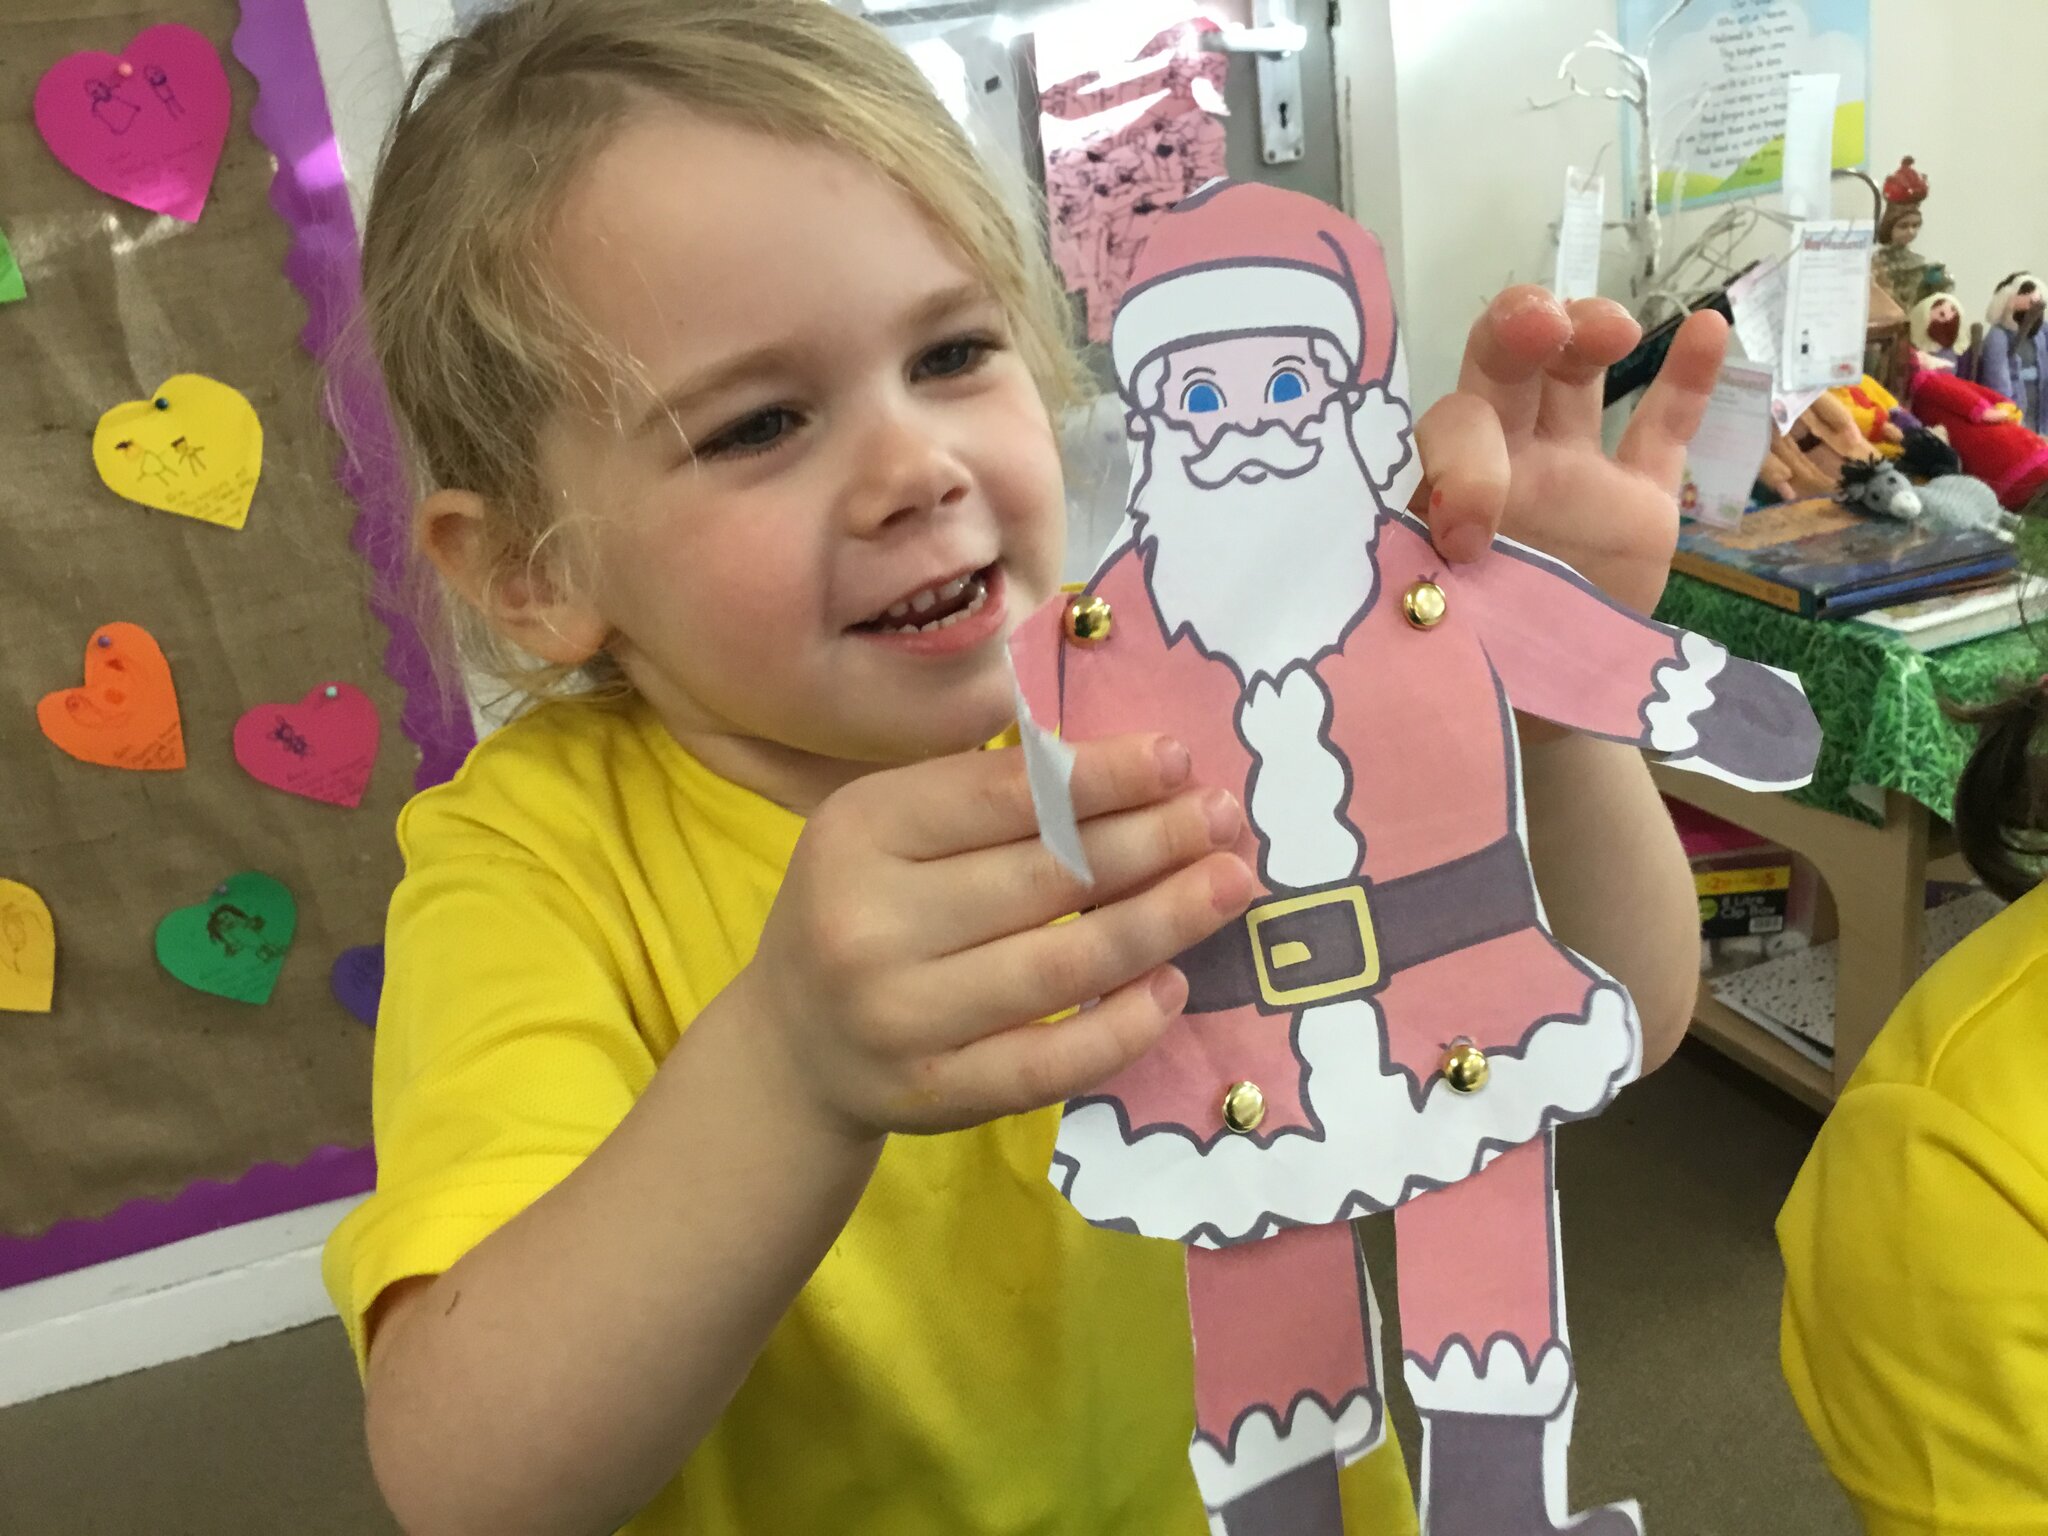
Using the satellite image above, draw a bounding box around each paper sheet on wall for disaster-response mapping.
[1781,220,1873,392]
[1682,361,1774,527]
[1781,73,1839,221]
[1553,168,1605,302]
[1617,0,1871,210]
[1039,19,1229,342]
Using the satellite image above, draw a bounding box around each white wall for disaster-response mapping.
[1374,0,2048,410]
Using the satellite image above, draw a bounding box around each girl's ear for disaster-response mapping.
[417,489,609,666]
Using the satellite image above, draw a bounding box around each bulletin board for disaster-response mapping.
[0,0,470,1285]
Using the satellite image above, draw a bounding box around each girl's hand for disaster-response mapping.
[1412,287,1729,616]
[736,736,1254,1139]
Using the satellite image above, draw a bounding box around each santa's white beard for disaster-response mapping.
[1131,396,1383,683]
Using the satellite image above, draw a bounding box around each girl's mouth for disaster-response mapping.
[852,564,1007,655]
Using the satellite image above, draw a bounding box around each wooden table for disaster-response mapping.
[1653,767,1969,1109]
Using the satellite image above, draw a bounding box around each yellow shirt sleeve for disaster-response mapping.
[322,834,654,1368]
[1780,1081,2048,1535]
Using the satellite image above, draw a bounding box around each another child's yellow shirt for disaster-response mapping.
[1779,880,2048,1535]
[324,695,1414,1534]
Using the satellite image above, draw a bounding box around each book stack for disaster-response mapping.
[1672,497,2021,622]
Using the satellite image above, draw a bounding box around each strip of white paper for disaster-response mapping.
[1728,253,1825,429]
[1553,169,1605,303]
[1781,72,1839,223]
[1008,670,1093,885]
[1781,219,1874,393]
[1683,360,1774,528]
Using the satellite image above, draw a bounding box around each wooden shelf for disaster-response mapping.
[1688,994,1835,1111]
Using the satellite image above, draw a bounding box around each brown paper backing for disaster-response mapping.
[0,1,408,1235]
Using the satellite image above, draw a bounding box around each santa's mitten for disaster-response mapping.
[1649,638,1820,792]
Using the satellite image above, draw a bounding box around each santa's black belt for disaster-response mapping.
[1174,836,1540,1015]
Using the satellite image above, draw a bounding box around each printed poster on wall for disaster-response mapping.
[1619,0,1870,210]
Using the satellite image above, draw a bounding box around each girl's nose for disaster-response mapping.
[844,406,970,536]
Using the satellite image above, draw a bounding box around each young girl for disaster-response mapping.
[323,2,1727,1531]
[1779,661,2048,1530]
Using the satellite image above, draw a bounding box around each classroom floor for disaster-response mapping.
[0,1041,1858,1535]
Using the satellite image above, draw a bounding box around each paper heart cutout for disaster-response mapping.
[234,683,380,808]
[37,622,186,771]
[155,872,296,1005]
[93,374,262,530]
[0,880,57,1015]
[34,24,231,223]
[331,945,384,1027]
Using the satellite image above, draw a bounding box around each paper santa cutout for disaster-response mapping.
[1009,180,1821,1536]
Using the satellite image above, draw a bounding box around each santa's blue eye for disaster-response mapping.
[1266,368,1307,404]
[1181,380,1225,414]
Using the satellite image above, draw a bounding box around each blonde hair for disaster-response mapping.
[363,0,1085,695]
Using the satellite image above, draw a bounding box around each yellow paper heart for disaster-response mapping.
[0,878,56,1014]
[92,372,262,531]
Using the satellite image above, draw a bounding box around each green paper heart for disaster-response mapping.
[155,871,296,1004]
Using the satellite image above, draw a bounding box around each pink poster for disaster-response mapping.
[1040,20,1229,342]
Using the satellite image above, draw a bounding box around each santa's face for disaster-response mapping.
[1128,352,1382,683]
[1154,331,1341,447]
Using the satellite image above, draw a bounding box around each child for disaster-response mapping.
[324,2,1726,1531]
[1779,662,2048,1530]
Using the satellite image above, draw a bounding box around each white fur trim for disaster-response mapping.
[1643,630,1728,754]
[1405,1337,1573,1417]
[1053,986,1641,1245]
[1189,1392,1384,1507]
[1238,668,1361,888]
[1352,381,1415,497]
[1114,264,1361,386]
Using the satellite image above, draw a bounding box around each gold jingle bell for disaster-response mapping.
[1403,580,1449,630]
[1440,1042,1491,1095]
[1064,594,1114,645]
[1221,1080,1267,1135]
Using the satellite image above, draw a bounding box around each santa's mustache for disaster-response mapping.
[1183,415,1327,489]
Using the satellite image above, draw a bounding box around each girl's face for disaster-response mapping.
[537,108,1065,806]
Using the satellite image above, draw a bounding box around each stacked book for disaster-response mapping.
[1673,497,2039,646]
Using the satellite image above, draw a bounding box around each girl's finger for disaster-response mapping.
[1455,285,1573,444]
[1616,309,1730,491]
[1412,392,1512,564]
[868,732,1190,861]
[1535,299,1642,443]
[908,850,1254,1051]
[905,964,1187,1128]
[919,787,1243,955]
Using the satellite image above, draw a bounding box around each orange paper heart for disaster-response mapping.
[37,622,186,771]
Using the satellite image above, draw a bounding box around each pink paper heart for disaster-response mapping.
[232,683,380,809]
[34,24,231,224]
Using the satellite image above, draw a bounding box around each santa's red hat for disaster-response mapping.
[1110,179,1398,394]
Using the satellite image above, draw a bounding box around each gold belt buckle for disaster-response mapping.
[1246,886,1380,1008]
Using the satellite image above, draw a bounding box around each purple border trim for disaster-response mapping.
[233,0,476,790]
[0,1147,376,1289]
[0,5,469,1292]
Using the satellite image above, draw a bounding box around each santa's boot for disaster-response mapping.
[1211,1452,1343,1536]
[1186,1223,1386,1536]
[1418,1412,1642,1536]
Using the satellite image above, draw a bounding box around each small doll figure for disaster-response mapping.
[1874,157,1938,309]
[1979,272,2048,433]
[1910,364,2048,510]
[1910,292,1965,374]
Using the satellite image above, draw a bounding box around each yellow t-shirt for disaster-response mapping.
[1779,880,2048,1535]
[324,695,1415,1534]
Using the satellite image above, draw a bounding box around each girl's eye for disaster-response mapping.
[1182,380,1225,414]
[913,335,997,381]
[701,406,800,460]
[1266,368,1307,404]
